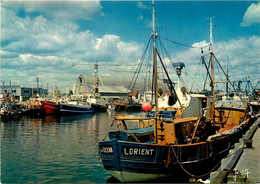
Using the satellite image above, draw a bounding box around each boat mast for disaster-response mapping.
[152,0,159,143]
[94,59,99,95]
[209,16,215,123]
[226,60,229,100]
[205,17,247,110]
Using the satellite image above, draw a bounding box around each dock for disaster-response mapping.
[210,116,260,183]
[233,118,260,183]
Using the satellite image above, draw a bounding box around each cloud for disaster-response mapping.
[136,2,152,28]
[175,36,260,90]
[2,1,104,21]
[137,1,150,10]
[1,1,259,92]
[0,50,19,58]
[241,2,260,27]
[1,4,144,91]
[137,15,144,21]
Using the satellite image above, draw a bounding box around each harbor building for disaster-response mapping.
[73,74,130,100]
[0,84,48,102]
[72,74,175,101]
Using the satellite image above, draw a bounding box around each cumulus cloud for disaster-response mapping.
[1,3,144,91]
[137,15,144,21]
[2,1,104,21]
[175,37,260,91]
[137,1,150,10]
[1,1,259,92]
[136,1,151,28]
[241,2,260,27]
[94,34,143,62]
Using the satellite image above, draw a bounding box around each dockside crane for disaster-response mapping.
[72,60,137,94]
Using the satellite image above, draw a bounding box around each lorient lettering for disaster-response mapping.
[123,148,155,156]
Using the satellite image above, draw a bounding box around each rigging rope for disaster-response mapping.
[190,59,202,92]
[170,145,221,178]
[159,35,210,49]
[127,36,153,93]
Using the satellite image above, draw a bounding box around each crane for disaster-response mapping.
[72,60,137,94]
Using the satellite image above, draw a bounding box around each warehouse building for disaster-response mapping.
[0,85,48,102]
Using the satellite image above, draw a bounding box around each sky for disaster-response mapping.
[1,0,260,93]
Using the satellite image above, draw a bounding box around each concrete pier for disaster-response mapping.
[210,116,260,183]
[231,122,260,183]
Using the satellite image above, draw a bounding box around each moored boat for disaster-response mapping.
[86,95,107,112]
[41,100,59,114]
[112,101,142,112]
[24,98,45,116]
[59,103,94,115]
[40,83,60,114]
[1,104,22,118]
[98,2,255,182]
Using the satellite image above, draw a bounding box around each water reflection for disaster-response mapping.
[1,112,115,183]
[1,111,158,183]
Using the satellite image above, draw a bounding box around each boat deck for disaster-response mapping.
[218,124,237,133]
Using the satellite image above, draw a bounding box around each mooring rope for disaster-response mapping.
[170,145,221,178]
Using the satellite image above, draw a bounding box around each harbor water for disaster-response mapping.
[1,112,120,183]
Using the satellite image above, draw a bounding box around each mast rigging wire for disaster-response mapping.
[127,36,153,93]
[159,35,210,49]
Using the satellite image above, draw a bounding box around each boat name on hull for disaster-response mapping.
[100,146,113,154]
[123,147,155,156]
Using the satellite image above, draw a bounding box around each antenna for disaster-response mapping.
[206,16,216,50]
[152,0,156,39]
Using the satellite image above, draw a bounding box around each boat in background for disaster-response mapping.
[59,103,94,115]
[1,104,22,118]
[112,101,142,111]
[41,83,60,114]
[112,91,142,112]
[83,60,108,112]
[86,95,107,112]
[41,100,59,114]
[24,98,45,116]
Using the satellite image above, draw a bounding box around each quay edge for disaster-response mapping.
[210,115,260,183]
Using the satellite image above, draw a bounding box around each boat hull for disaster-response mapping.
[91,103,107,112]
[114,103,142,111]
[108,170,172,182]
[59,103,94,114]
[41,101,58,114]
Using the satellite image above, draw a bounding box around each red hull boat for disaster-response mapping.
[41,101,58,114]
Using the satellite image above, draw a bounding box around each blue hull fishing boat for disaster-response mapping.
[99,115,253,182]
[98,1,255,182]
[59,103,94,114]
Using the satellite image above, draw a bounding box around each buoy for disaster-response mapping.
[142,102,151,111]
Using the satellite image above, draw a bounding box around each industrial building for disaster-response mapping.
[72,74,172,101]
[72,74,130,100]
[0,85,48,102]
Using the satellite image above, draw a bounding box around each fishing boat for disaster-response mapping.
[24,98,45,116]
[41,100,59,114]
[112,91,142,112]
[86,95,107,112]
[98,2,255,182]
[83,60,108,112]
[1,104,22,118]
[59,103,94,115]
[41,84,60,114]
[112,101,142,112]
